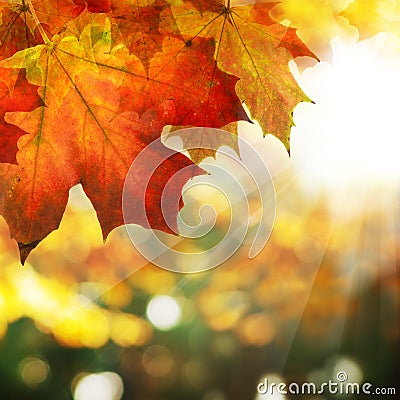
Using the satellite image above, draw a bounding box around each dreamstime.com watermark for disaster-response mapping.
[257,372,397,396]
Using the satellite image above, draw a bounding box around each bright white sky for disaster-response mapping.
[291,33,400,189]
[240,32,400,214]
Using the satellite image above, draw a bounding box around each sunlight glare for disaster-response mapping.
[291,34,400,193]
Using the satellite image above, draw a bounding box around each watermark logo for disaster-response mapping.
[122,128,276,273]
[257,372,397,396]
[336,371,348,383]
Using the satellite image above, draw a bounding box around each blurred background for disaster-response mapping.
[1,0,400,399]
[0,135,398,399]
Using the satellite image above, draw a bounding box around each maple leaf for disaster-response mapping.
[164,0,317,150]
[0,70,203,263]
[0,15,247,262]
[0,68,43,163]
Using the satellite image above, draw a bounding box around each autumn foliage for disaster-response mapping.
[0,0,317,262]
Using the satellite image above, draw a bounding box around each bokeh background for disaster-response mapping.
[1,0,400,399]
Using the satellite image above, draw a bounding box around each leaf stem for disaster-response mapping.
[25,0,50,44]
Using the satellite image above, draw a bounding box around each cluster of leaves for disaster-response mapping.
[0,0,317,263]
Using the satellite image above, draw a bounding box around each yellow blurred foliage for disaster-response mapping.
[0,216,153,347]
[270,0,357,59]
[342,0,400,39]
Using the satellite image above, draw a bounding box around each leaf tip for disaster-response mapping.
[18,240,41,265]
